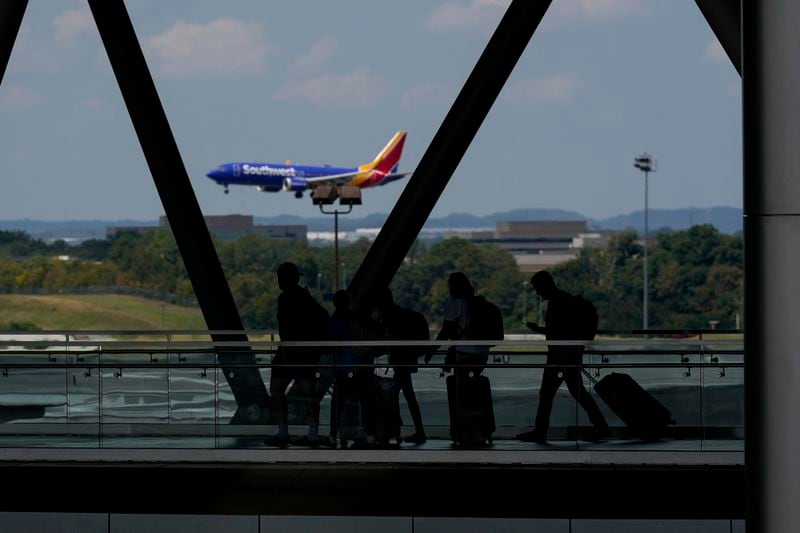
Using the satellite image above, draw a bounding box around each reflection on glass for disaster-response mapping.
[702,351,744,451]
[168,351,216,424]
[0,335,744,453]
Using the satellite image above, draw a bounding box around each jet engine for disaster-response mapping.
[256,183,282,192]
[282,177,309,192]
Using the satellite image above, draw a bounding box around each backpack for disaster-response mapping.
[464,295,504,342]
[402,308,430,344]
[387,307,429,369]
[308,295,332,342]
[572,294,599,340]
[277,288,331,364]
[349,312,386,360]
[305,292,331,360]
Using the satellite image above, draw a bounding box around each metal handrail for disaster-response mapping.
[0,362,745,370]
[0,339,743,348]
[0,328,745,335]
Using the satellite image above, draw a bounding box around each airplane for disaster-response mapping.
[206,131,409,199]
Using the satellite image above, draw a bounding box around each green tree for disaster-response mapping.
[392,238,526,329]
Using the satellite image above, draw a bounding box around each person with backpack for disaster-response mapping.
[426,272,498,447]
[375,287,429,444]
[517,270,610,445]
[265,262,331,448]
[426,272,489,374]
[328,290,377,448]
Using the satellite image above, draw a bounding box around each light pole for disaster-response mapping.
[318,204,352,291]
[634,153,656,330]
[313,184,361,291]
[522,280,528,323]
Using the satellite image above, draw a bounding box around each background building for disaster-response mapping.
[107,214,307,241]
[445,220,613,272]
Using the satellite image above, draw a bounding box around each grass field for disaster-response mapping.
[0,294,205,331]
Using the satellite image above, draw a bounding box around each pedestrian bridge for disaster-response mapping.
[0,330,743,467]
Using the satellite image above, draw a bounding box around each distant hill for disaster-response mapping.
[258,212,390,232]
[430,208,587,228]
[0,219,155,242]
[596,207,742,234]
[256,208,590,232]
[0,206,743,241]
[274,206,741,233]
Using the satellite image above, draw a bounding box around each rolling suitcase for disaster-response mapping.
[374,374,403,444]
[446,374,495,446]
[334,372,365,443]
[588,371,676,440]
[337,393,365,443]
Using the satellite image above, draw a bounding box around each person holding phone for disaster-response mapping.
[517,271,609,444]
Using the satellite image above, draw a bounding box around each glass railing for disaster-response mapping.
[0,330,743,453]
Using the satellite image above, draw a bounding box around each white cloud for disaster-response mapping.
[144,19,274,80]
[53,7,95,46]
[13,25,58,74]
[0,85,45,112]
[551,0,643,20]
[82,96,106,113]
[274,67,389,109]
[704,38,729,64]
[400,84,456,110]
[502,74,582,106]
[288,36,338,77]
[425,0,642,32]
[426,0,510,33]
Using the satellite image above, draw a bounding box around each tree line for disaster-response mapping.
[0,224,742,331]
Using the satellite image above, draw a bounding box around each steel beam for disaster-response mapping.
[87,0,269,423]
[0,0,27,85]
[349,0,552,310]
[743,1,800,531]
[695,0,741,75]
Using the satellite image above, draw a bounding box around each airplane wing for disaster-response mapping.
[305,171,413,187]
[304,171,361,185]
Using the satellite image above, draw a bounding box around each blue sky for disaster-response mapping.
[0,0,741,221]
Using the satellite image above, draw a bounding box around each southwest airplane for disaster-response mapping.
[206,131,409,198]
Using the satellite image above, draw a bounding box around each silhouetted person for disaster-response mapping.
[517,271,610,444]
[426,272,489,376]
[266,262,330,447]
[375,287,429,444]
[328,290,376,448]
[427,272,497,447]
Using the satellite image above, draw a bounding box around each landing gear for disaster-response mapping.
[224,185,229,194]
[294,191,303,199]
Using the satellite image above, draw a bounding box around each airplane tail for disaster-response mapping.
[355,131,406,185]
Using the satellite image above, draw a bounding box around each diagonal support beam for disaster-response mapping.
[0,0,27,85]
[695,0,741,75]
[349,0,552,310]
[88,0,269,422]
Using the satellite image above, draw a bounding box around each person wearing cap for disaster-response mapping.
[266,261,331,448]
